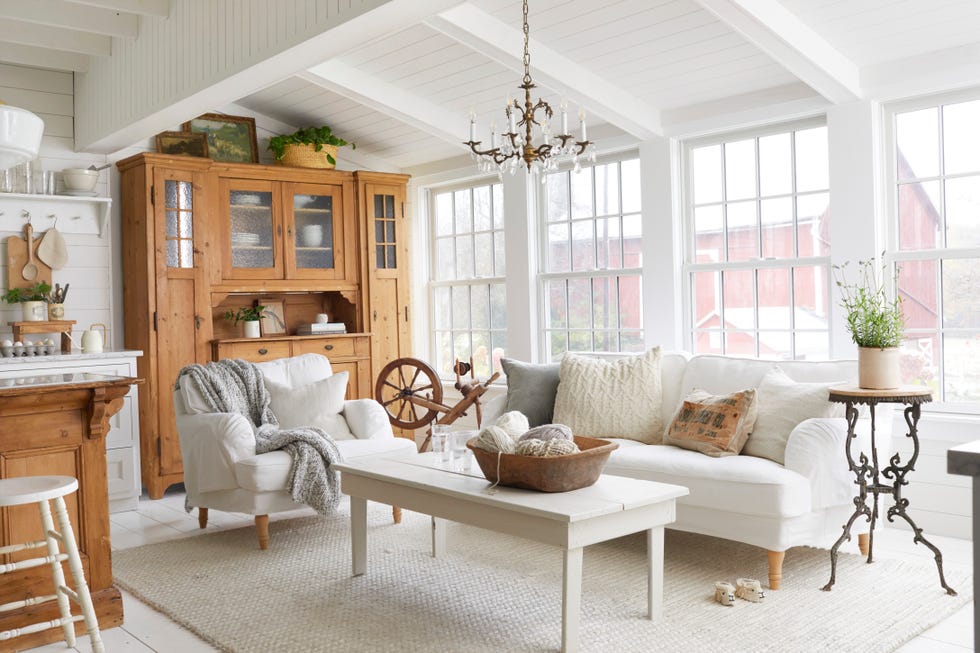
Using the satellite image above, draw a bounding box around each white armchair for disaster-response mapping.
[174,354,416,549]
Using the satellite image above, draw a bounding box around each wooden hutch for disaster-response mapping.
[116,154,411,499]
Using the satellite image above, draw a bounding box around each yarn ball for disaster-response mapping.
[518,423,573,443]
[474,425,516,454]
[495,411,530,439]
[514,437,580,457]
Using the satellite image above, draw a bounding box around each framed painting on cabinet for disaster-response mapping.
[155,131,209,158]
[259,298,286,335]
[183,113,259,163]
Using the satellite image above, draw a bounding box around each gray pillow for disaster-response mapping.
[501,358,561,428]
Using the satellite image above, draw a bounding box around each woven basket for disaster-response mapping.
[278,143,339,169]
[467,435,618,492]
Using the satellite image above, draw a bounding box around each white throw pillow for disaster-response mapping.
[552,348,663,443]
[265,372,354,440]
[743,367,844,464]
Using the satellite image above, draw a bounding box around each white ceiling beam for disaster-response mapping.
[0,42,88,72]
[662,83,828,138]
[219,101,404,173]
[301,61,470,149]
[0,0,138,39]
[0,19,110,57]
[862,43,980,102]
[425,3,661,140]
[64,0,170,18]
[692,0,861,104]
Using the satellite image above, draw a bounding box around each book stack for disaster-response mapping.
[296,323,347,335]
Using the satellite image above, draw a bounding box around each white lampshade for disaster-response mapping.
[0,104,43,169]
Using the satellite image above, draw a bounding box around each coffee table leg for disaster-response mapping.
[431,516,446,557]
[647,527,664,620]
[351,496,366,576]
[562,546,583,653]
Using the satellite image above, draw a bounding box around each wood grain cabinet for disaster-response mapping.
[118,154,411,498]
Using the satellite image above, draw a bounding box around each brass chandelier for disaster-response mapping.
[465,0,595,176]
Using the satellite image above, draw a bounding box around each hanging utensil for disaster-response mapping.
[21,222,38,280]
[37,218,68,269]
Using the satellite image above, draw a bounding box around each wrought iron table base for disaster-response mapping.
[822,396,956,595]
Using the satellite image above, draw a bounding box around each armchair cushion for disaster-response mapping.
[343,398,396,439]
[177,411,256,495]
[265,372,354,440]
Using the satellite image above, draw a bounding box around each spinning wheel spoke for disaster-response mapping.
[414,384,433,393]
[395,398,407,421]
[397,366,408,389]
[410,367,423,388]
[382,396,402,408]
[409,401,419,423]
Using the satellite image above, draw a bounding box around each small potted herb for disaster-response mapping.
[834,256,904,389]
[224,305,265,339]
[3,281,51,321]
[267,126,355,169]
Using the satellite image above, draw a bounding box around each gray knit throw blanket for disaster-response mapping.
[175,359,344,515]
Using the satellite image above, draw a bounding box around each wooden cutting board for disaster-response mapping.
[6,232,53,290]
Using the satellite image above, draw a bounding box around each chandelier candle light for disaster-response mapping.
[465,0,595,177]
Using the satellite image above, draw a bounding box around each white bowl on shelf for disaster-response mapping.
[61,168,99,192]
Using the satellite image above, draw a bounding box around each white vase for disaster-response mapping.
[301,224,324,247]
[858,346,901,389]
[243,320,261,338]
[21,300,46,321]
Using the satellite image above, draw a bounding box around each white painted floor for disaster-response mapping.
[20,487,975,652]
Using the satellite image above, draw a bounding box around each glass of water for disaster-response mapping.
[452,430,476,470]
[431,424,451,464]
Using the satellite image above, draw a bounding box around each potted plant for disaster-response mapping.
[224,305,265,339]
[267,126,355,169]
[834,256,905,389]
[3,281,51,321]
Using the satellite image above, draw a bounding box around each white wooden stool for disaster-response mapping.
[0,476,104,652]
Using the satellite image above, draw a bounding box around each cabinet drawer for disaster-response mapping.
[291,338,357,358]
[216,340,292,362]
[106,446,138,502]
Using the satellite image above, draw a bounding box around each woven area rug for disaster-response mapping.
[113,503,971,653]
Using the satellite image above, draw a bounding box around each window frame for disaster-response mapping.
[884,89,980,410]
[427,177,507,381]
[681,117,834,360]
[537,152,644,361]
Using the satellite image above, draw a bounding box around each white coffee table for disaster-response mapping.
[333,454,688,653]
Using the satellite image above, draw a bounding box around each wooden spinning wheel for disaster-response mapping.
[374,358,444,430]
[375,356,500,451]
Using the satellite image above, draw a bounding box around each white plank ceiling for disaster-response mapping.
[0,0,979,170]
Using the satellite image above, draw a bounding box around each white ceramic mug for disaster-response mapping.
[315,313,329,323]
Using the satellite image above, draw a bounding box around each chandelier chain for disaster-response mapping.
[522,0,531,85]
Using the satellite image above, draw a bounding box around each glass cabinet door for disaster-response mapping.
[283,182,344,280]
[220,178,282,279]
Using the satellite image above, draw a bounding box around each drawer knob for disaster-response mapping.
[258,348,269,355]
[324,344,334,351]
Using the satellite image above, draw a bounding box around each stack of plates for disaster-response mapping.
[231,232,261,246]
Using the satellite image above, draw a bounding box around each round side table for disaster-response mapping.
[822,384,956,595]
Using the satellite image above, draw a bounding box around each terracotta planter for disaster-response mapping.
[858,346,901,389]
[278,143,338,169]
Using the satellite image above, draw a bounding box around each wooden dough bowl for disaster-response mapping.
[467,435,618,492]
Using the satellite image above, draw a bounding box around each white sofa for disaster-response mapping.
[490,351,881,589]
[173,354,416,548]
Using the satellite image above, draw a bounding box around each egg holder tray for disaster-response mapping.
[1,344,59,357]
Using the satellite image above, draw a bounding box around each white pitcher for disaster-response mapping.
[81,323,106,354]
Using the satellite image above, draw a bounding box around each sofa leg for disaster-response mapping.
[858,532,870,557]
[198,507,208,529]
[392,506,402,524]
[767,550,785,590]
[255,514,270,550]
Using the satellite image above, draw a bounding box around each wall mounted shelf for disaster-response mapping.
[0,193,112,237]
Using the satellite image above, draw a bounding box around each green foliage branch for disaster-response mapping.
[267,126,356,165]
[2,281,51,303]
[833,255,904,349]
[224,305,265,324]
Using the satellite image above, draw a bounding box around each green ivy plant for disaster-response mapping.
[267,126,356,165]
[833,256,904,349]
[224,305,265,324]
[2,281,51,303]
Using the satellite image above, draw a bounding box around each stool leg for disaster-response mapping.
[37,498,75,647]
[53,496,104,653]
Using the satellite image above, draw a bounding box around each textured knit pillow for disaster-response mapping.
[500,358,561,427]
[664,388,758,457]
[742,367,844,464]
[265,371,354,440]
[552,348,663,443]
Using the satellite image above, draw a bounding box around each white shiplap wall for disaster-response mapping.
[0,64,113,346]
